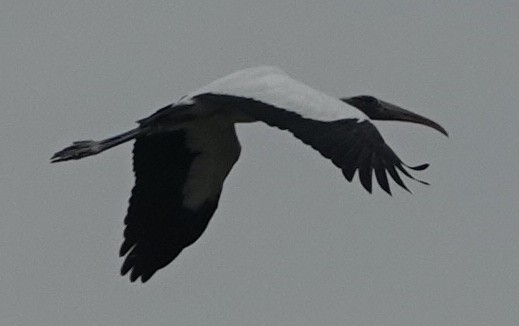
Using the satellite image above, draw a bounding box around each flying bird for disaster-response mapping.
[51,66,447,282]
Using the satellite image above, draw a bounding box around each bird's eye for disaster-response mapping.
[364,96,378,103]
[356,95,379,106]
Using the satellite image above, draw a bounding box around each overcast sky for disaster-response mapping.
[2,1,519,325]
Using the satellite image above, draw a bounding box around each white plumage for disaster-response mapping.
[51,66,447,282]
[184,66,367,122]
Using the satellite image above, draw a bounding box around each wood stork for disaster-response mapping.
[51,66,447,282]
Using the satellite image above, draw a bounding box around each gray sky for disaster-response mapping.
[2,1,519,325]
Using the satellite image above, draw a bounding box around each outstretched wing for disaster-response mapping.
[195,93,428,195]
[185,66,367,123]
[121,123,241,282]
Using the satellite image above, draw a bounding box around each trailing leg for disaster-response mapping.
[51,127,144,163]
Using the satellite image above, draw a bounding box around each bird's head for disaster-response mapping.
[342,95,448,136]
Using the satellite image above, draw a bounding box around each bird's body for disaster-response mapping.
[52,66,447,282]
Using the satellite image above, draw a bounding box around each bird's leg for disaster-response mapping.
[51,127,144,163]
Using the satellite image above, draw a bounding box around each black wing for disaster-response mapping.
[196,93,428,195]
[120,131,218,282]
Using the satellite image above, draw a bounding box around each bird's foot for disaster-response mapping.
[50,140,101,163]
